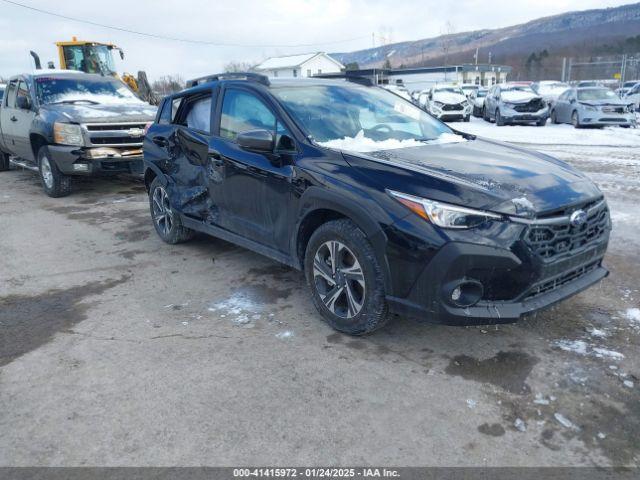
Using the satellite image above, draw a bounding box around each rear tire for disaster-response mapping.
[148,177,195,244]
[536,117,546,127]
[0,151,9,171]
[305,219,389,336]
[38,146,71,197]
[482,106,489,122]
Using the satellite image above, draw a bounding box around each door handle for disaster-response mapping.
[152,136,169,147]
[10,116,17,122]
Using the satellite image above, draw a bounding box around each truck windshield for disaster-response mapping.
[272,83,461,152]
[35,77,142,105]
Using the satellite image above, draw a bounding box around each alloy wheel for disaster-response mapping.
[40,155,54,189]
[313,240,366,319]
[152,186,174,236]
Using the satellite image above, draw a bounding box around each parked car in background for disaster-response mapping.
[461,85,479,98]
[470,88,488,117]
[551,87,637,128]
[418,84,471,122]
[576,80,600,88]
[381,84,413,102]
[616,80,639,97]
[622,82,640,111]
[0,71,156,196]
[144,73,610,335]
[483,83,548,126]
[531,81,569,105]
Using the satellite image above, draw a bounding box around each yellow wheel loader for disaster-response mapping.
[31,38,158,104]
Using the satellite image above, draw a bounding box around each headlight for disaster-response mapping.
[627,104,636,113]
[54,122,83,146]
[578,103,597,112]
[388,190,503,229]
[433,101,444,108]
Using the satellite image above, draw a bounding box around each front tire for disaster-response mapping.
[572,111,581,129]
[464,115,470,122]
[496,109,505,126]
[148,177,195,244]
[305,219,389,335]
[38,146,71,197]
[550,109,559,124]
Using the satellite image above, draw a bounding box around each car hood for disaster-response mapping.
[501,90,540,103]
[343,138,601,217]
[579,98,627,107]
[433,92,467,104]
[43,102,157,123]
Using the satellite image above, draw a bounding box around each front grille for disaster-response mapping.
[442,103,464,111]
[513,99,544,112]
[83,122,146,147]
[90,136,142,145]
[524,201,609,261]
[602,106,624,114]
[525,260,600,299]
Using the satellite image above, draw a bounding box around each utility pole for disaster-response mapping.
[620,54,627,85]
[561,57,567,82]
[474,48,479,65]
[372,33,375,49]
[567,58,572,82]
[488,52,492,64]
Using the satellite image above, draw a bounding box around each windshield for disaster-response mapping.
[434,87,464,95]
[578,89,617,101]
[35,77,142,105]
[272,83,460,152]
[476,90,487,98]
[624,81,638,88]
[503,85,534,93]
[62,45,116,75]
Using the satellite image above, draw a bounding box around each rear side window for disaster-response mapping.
[157,99,172,124]
[219,89,275,141]
[171,93,213,134]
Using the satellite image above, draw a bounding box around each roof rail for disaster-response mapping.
[186,72,270,88]
[313,72,375,87]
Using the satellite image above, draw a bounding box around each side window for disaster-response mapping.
[157,99,172,124]
[17,81,30,105]
[220,89,276,141]
[172,94,212,133]
[4,81,18,108]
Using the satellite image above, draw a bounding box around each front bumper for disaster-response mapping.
[501,106,549,123]
[386,240,609,325]
[579,112,636,127]
[48,145,144,175]
[431,106,472,121]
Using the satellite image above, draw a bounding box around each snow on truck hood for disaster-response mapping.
[47,102,157,123]
[318,130,467,153]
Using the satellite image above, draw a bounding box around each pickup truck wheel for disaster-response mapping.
[305,219,389,336]
[148,177,195,244]
[38,146,71,197]
[0,151,9,171]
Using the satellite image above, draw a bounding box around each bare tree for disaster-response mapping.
[439,21,456,80]
[224,61,255,73]
[152,75,185,96]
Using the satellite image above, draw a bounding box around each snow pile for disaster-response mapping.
[208,292,264,327]
[553,339,624,360]
[625,308,640,323]
[318,130,466,153]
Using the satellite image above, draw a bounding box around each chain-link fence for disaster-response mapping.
[563,54,640,85]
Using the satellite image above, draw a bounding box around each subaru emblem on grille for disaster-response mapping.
[570,209,587,227]
[126,128,144,137]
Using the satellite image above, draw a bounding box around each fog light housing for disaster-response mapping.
[73,163,90,172]
[446,280,484,308]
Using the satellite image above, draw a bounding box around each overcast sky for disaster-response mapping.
[0,0,635,82]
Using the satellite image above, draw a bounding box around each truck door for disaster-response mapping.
[0,80,18,155]
[11,80,37,161]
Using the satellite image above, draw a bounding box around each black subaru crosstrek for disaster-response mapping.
[143,73,610,335]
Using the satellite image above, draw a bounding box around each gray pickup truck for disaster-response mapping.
[0,71,156,197]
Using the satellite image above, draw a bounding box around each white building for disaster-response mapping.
[255,52,344,79]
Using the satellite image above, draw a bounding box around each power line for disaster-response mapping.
[0,0,369,48]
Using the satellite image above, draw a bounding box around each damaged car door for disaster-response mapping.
[150,90,218,221]
[211,87,296,252]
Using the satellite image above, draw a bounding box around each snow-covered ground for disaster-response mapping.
[451,116,640,147]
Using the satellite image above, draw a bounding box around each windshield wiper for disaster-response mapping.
[49,99,100,105]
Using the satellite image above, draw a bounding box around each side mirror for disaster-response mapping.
[16,96,31,110]
[237,129,274,153]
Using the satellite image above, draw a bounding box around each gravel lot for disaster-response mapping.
[1,120,638,467]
